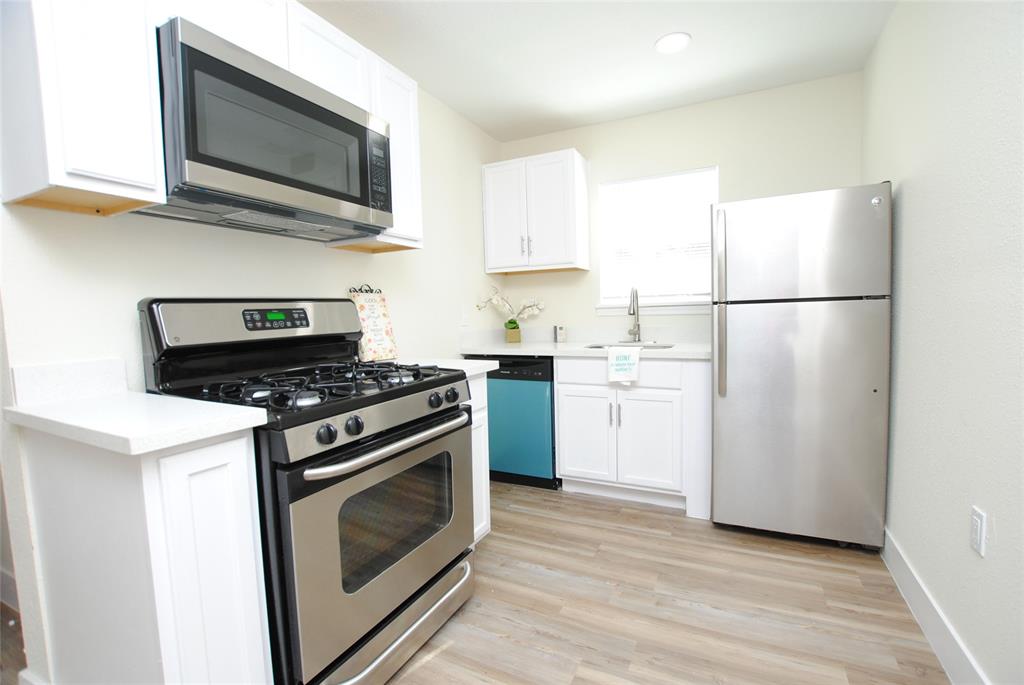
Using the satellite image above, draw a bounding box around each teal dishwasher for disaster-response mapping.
[467,356,559,489]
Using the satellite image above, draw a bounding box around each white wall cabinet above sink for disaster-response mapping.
[482,149,590,273]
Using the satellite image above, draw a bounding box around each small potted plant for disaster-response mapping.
[503,318,521,343]
[477,288,544,343]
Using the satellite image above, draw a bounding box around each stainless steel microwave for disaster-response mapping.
[137,18,393,243]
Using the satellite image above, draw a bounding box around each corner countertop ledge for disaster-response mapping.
[4,392,268,456]
[458,342,712,360]
[399,358,499,377]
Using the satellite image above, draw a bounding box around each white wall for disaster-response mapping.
[863,3,1023,683]
[493,73,864,343]
[0,91,500,391]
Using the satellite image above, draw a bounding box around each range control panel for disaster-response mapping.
[243,308,309,331]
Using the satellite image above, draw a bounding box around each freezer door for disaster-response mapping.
[714,182,891,302]
[712,299,890,546]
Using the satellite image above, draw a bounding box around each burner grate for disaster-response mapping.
[199,362,449,411]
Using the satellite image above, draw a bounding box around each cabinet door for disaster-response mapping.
[471,411,491,542]
[616,388,683,492]
[371,59,422,241]
[556,384,616,482]
[525,151,574,267]
[286,1,371,110]
[153,0,289,68]
[50,0,163,193]
[148,434,270,683]
[483,160,529,271]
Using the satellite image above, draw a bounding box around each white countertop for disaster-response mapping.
[5,392,268,456]
[399,357,499,377]
[458,341,711,360]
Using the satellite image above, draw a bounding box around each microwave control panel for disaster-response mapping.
[243,308,309,331]
[368,131,392,213]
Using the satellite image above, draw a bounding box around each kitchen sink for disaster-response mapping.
[585,342,674,350]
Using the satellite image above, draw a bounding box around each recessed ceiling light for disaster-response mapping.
[655,32,692,55]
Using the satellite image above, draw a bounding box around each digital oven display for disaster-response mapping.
[243,308,309,330]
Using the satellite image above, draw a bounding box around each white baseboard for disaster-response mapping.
[1,567,17,611]
[18,669,48,685]
[882,529,989,685]
[562,478,686,510]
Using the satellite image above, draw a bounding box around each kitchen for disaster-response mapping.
[0,1,1021,685]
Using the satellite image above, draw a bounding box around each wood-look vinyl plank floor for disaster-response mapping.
[391,483,947,685]
[0,483,946,685]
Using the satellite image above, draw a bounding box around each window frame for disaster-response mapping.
[595,166,719,312]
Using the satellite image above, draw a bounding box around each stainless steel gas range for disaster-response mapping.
[139,298,475,685]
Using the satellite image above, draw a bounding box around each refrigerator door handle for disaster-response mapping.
[717,304,727,396]
[715,209,727,302]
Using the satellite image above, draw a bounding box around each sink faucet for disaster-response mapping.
[627,287,641,342]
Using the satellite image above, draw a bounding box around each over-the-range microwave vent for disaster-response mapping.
[134,186,381,244]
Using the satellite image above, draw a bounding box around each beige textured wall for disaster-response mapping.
[863,3,1023,682]
[492,73,865,342]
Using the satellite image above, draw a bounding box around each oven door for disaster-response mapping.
[158,18,393,228]
[283,410,473,683]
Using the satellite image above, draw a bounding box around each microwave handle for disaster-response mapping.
[302,411,470,481]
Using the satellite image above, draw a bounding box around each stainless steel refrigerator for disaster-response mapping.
[710,182,891,547]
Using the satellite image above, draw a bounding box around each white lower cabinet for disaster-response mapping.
[556,384,617,482]
[557,382,682,491]
[554,357,711,518]
[616,389,682,491]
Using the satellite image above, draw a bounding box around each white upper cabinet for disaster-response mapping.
[482,148,589,273]
[369,58,422,243]
[286,2,371,110]
[483,160,529,269]
[1,0,166,214]
[150,0,289,69]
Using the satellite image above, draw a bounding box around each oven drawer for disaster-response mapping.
[284,411,473,683]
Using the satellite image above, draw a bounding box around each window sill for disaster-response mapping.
[595,303,711,317]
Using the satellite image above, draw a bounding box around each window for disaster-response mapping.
[598,167,718,308]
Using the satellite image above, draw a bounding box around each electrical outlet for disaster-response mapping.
[970,506,987,557]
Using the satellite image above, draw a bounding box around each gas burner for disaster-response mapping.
[270,388,328,410]
[381,370,416,386]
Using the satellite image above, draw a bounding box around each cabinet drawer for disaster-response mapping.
[555,358,683,389]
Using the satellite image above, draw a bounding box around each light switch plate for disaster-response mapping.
[970,505,987,557]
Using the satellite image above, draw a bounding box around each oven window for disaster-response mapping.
[337,452,453,593]
[181,46,369,204]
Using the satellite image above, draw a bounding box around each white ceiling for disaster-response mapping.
[305,1,894,142]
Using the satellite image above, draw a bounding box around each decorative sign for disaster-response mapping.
[349,285,398,362]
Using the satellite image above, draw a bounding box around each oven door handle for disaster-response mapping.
[302,411,470,481]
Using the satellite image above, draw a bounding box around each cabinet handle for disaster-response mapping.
[527,236,533,256]
[617,403,622,427]
[520,236,525,256]
[608,402,613,426]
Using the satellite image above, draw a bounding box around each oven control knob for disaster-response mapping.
[344,415,365,436]
[445,387,460,403]
[428,391,444,408]
[316,423,338,445]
